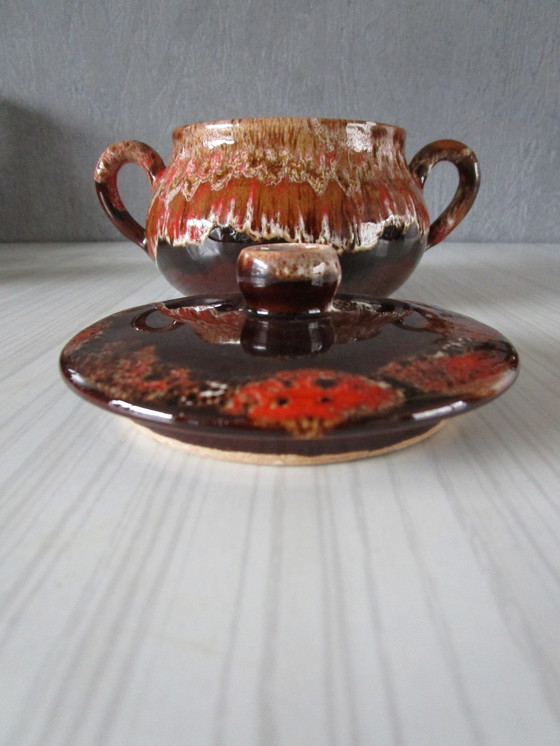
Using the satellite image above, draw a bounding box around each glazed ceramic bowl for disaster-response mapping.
[95,117,480,297]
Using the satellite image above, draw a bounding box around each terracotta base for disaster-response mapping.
[132,420,447,465]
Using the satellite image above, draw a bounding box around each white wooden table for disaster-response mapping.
[1,241,559,746]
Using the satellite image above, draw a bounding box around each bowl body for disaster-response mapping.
[95,117,480,297]
[149,118,428,296]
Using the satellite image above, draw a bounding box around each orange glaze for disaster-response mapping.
[225,369,403,435]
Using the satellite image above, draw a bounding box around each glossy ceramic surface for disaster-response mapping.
[60,294,518,464]
[95,118,480,298]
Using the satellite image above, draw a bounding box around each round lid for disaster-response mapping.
[60,245,519,460]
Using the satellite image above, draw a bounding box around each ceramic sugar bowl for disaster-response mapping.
[95,117,480,297]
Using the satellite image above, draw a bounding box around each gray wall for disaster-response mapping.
[1,0,558,244]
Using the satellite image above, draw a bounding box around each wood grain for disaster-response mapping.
[1,242,559,745]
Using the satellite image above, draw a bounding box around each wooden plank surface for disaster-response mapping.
[1,242,559,745]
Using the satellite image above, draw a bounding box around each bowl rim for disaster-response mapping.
[171,117,406,140]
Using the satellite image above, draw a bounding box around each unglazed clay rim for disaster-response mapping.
[132,420,447,465]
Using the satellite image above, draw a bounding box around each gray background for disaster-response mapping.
[1,0,558,244]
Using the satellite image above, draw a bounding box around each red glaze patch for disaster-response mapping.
[379,349,512,397]
[224,369,403,436]
[78,344,196,404]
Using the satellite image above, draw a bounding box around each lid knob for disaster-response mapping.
[237,243,342,316]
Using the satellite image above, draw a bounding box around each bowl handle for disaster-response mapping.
[409,140,480,249]
[94,140,165,252]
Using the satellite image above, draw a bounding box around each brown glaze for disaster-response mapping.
[94,140,166,250]
[237,244,341,315]
[95,118,480,297]
[145,119,416,254]
[137,420,447,464]
[409,139,481,248]
[60,295,518,460]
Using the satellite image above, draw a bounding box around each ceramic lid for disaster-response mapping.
[60,245,518,462]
